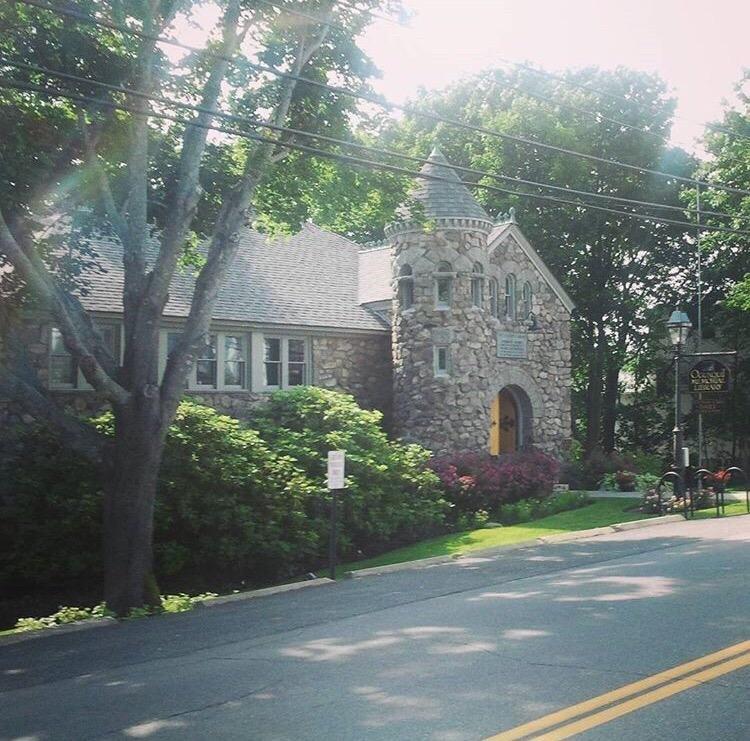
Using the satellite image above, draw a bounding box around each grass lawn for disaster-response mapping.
[691,500,749,519]
[343,498,648,573]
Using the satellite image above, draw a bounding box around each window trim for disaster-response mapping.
[160,328,250,392]
[505,273,517,320]
[49,323,122,390]
[397,264,415,310]
[521,281,533,320]
[434,263,455,310]
[489,277,500,318]
[252,333,311,392]
[470,262,485,308]
[434,345,451,377]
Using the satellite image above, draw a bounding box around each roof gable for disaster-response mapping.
[489,222,575,314]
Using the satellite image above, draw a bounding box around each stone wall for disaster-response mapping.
[0,315,393,429]
[391,224,571,458]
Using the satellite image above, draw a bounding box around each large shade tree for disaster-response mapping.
[0,0,393,614]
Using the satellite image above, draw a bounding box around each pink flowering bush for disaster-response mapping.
[429,449,560,519]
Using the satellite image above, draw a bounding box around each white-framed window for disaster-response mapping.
[434,261,453,310]
[49,327,76,388]
[505,273,517,320]
[521,281,533,319]
[161,329,249,391]
[489,277,500,318]
[434,345,451,377]
[49,323,120,389]
[223,334,247,388]
[255,335,309,390]
[470,262,484,307]
[398,264,414,310]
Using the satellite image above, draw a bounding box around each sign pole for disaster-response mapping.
[326,450,346,580]
[329,488,338,580]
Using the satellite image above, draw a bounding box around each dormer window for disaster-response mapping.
[470,262,484,308]
[489,277,500,318]
[398,264,414,310]
[521,281,533,319]
[505,274,517,320]
[435,261,453,310]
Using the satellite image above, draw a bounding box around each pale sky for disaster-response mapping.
[358,0,750,152]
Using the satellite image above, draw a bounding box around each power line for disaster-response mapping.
[4,76,750,238]
[13,0,750,200]
[6,56,749,226]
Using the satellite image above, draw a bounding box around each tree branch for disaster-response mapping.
[0,210,130,405]
[0,355,104,466]
[79,111,131,250]
[149,0,246,313]
[160,4,336,422]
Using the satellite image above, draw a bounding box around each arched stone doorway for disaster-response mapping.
[489,385,534,455]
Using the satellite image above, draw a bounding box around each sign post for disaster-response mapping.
[327,451,345,579]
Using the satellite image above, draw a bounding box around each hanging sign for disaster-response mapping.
[689,359,731,394]
[698,396,724,414]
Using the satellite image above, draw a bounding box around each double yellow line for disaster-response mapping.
[486,639,750,740]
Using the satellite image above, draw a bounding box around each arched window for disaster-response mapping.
[470,262,484,307]
[435,261,453,309]
[398,264,414,310]
[505,273,517,320]
[521,281,533,319]
[489,277,500,318]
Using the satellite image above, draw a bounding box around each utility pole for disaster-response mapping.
[696,183,704,468]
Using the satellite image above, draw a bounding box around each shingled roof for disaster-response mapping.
[78,223,389,332]
[395,147,491,223]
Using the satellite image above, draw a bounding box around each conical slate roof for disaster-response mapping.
[396,147,491,223]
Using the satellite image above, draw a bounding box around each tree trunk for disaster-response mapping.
[102,397,164,615]
[601,355,620,452]
[584,331,604,455]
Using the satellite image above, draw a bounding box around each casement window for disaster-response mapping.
[434,345,451,377]
[49,323,120,389]
[257,335,309,390]
[162,330,249,391]
[489,277,500,318]
[521,281,533,319]
[398,264,414,310]
[505,273,517,320]
[434,261,453,310]
[470,262,484,307]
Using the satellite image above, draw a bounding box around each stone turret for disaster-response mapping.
[386,148,497,454]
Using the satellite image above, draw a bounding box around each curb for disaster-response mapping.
[0,578,334,648]
[344,514,688,579]
[612,514,684,531]
[204,577,334,606]
[0,617,117,648]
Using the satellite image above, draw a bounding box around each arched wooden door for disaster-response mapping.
[489,388,519,455]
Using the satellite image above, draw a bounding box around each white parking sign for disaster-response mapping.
[327,450,346,490]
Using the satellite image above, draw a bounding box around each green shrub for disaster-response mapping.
[1,390,446,601]
[252,387,448,556]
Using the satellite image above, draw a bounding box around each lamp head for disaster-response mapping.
[666,309,692,346]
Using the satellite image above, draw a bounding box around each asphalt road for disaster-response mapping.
[1,516,749,740]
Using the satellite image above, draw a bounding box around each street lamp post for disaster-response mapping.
[667,310,692,497]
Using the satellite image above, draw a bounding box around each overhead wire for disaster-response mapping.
[4,75,750,238]
[5,56,749,226]
[10,0,750,201]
